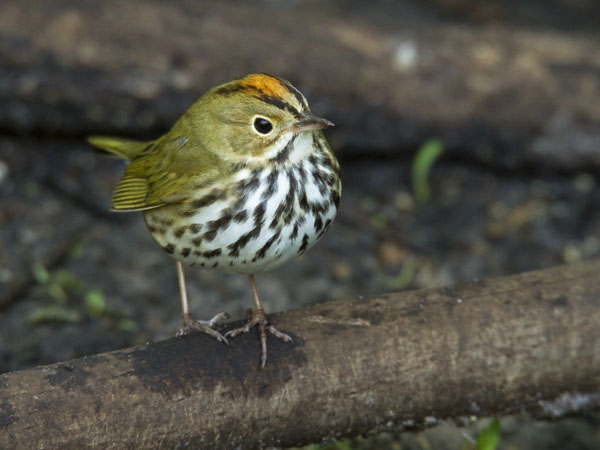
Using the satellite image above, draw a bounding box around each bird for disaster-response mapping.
[88,73,341,367]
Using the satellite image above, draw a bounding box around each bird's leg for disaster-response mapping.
[225,274,292,367]
[175,261,229,344]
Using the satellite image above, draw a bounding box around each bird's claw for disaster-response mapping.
[225,307,292,368]
[177,311,230,344]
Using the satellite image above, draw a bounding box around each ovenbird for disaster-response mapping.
[88,73,341,367]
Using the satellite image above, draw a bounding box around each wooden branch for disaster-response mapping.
[2,261,600,449]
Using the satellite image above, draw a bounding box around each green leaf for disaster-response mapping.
[53,269,86,293]
[69,242,84,259]
[47,283,67,302]
[370,212,387,229]
[29,306,82,324]
[412,139,445,203]
[385,261,416,290]
[32,260,50,284]
[118,318,138,332]
[85,289,109,316]
[476,418,500,450]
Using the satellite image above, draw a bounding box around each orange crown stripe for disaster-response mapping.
[239,74,288,99]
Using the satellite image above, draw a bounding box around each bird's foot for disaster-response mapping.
[176,311,229,344]
[225,307,292,368]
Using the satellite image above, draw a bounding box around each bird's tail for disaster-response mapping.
[87,136,151,160]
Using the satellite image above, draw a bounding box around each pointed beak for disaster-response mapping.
[291,112,335,133]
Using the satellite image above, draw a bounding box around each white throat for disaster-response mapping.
[286,132,315,165]
[261,131,314,166]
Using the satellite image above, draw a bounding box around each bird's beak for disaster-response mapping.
[291,113,335,133]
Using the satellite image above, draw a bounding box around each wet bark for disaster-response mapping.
[1,260,599,449]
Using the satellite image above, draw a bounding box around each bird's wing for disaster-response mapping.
[111,136,221,212]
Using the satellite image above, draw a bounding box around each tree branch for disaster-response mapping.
[1,261,600,449]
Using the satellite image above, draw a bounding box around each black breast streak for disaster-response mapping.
[325,172,336,187]
[290,222,299,240]
[314,217,323,233]
[227,225,262,256]
[230,162,246,173]
[282,170,298,225]
[312,169,325,187]
[310,168,334,197]
[233,209,248,223]
[202,249,222,259]
[253,229,282,262]
[180,209,197,218]
[295,214,306,227]
[318,218,333,238]
[318,179,331,196]
[270,202,286,229]
[261,171,279,201]
[298,234,309,254]
[309,201,327,216]
[317,153,329,167]
[271,172,296,229]
[299,190,309,212]
[205,209,233,237]
[270,136,295,165]
[203,229,218,242]
[332,191,341,209]
[233,168,261,209]
[192,189,226,209]
[160,217,174,227]
[296,165,307,183]
[253,203,266,226]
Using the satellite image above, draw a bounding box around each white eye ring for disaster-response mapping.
[252,115,274,135]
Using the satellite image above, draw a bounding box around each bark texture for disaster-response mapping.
[1,260,599,449]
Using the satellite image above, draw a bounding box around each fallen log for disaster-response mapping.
[1,260,599,449]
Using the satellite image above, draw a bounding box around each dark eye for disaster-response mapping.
[253,117,273,135]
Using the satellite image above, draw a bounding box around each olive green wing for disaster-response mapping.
[110,136,221,212]
[111,173,157,211]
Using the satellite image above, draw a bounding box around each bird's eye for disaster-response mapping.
[253,117,273,135]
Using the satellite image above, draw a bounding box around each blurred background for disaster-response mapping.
[1,0,599,448]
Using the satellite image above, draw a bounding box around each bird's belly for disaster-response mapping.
[144,161,340,274]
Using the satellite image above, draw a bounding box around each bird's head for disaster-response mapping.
[181,73,333,160]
